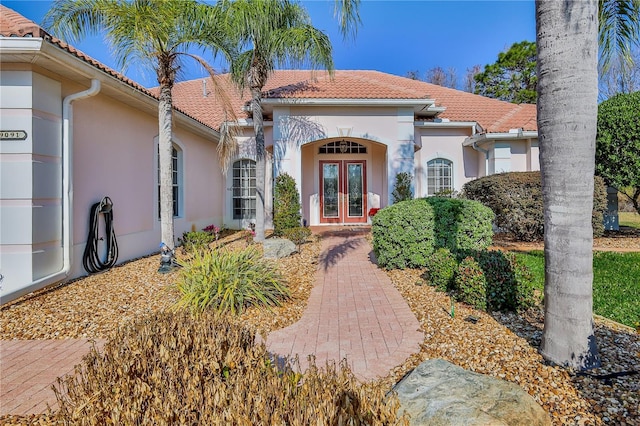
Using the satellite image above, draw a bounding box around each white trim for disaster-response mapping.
[260,98,442,114]
[415,121,478,131]
[463,130,538,146]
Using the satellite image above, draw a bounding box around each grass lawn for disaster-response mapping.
[619,211,640,229]
[514,250,640,328]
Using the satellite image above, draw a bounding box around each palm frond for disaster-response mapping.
[599,0,640,72]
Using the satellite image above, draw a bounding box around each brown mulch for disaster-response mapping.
[1,230,638,425]
[491,227,640,252]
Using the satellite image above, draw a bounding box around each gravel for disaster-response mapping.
[1,231,638,425]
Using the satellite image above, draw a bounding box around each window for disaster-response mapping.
[319,140,367,154]
[232,159,256,220]
[157,146,180,217]
[427,158,453,195]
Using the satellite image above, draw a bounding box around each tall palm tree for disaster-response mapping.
[537,0,639,369]
[220,0,334,242]
[45,0,235,257]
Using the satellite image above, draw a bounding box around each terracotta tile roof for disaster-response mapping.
[172,70,538,133]
[3,5,536,135]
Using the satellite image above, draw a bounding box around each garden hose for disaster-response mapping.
[82,196,118,274]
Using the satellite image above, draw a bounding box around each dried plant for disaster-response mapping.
[53,311,407,425]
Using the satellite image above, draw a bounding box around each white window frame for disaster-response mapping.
[232,159,257,220]
[426,158,453,196]
[156,143,183,218]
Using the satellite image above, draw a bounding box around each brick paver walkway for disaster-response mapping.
[0,339,104,416]
[266,228,423,381]
[0,227,423,416]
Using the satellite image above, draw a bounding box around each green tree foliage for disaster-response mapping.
[45,0,236,251]
[222,0,334,242]
[474,41,537,104]
[596,91,640,214]
[391,172,413,203]
[273,173,302,236]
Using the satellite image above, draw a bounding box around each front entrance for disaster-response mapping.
[319,160,367,224]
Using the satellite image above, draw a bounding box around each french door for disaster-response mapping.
[319,160,367,224]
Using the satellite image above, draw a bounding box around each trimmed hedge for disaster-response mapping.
[372,199,435,269]
[425,197,494,252]
[273,173,301,236]
[372,198,494,269]
[463,171,607,241]
[423,248,458,291]
[454,257,487,310]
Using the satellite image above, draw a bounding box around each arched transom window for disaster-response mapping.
[232,159,256,219]
[427,158,453,196]
[319,140,367,154]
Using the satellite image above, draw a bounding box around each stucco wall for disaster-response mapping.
[414,127,478,197]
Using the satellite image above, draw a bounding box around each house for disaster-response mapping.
[0,5,538,304]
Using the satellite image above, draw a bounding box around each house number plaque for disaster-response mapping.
[0,130,28,140]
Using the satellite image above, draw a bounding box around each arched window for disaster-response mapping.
[232,159,256,219]
[157,145,181,217]
[427,158,453,196]
[319,140,367,154]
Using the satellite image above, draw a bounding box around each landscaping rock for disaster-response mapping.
[263,238,297,258]
[394,358,551,426]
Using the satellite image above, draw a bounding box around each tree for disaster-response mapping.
[474,40,537,104]
[426,66,457,89]
[536,0,601,370]
[222,0,334,242]
[596,91,640,214]
[45,0,235,256]
[536,0,640,370]
[599,46,640,100]
[598,0,640,72]
[464,64,481,93]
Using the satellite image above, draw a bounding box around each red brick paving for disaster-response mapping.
[0,227,423,416]
[267,227,423,381]
[0,339,105,416]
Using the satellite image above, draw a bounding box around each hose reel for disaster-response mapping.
[82,196,118,274]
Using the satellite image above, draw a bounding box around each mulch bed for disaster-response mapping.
[1,230,638,425]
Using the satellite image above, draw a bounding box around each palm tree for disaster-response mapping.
[220,0,334,242]
[536,0,639,370]
[598,0,640,72]
[45,0,236,258]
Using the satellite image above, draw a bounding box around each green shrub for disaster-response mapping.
[423,248,458,291]
[392,172,413,203]
[463,171,607,241]
[454,257,487,310]
[53,311,406,425]
[176,247,289,314]
[179,230,215,254]
[282,226,312,250]
[474,250,537,312]
[273,173,302,236]
[372,199,435,269]
[425,197,494,252]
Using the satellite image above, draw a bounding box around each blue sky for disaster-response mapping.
[3,0,536,88]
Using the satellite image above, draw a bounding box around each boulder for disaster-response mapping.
[263,238,297,259]
[394,359,551,426]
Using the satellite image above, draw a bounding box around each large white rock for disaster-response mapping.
[394,359,551,426]
[263,238,297,259]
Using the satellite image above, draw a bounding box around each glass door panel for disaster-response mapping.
[322,163,340,218]
[347,163,363,217]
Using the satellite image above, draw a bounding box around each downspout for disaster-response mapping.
[472,141,490,176]
[29,79,101,291]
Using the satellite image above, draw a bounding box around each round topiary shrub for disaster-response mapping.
[425,197,494,252]
[372,199,435,269]
[454,256,487,310]
[475,250,537,312]
[424,248,458,291]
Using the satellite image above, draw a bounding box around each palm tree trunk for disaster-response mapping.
[158,82,175,249]
[537,0,601,369]
[251,86,266,242]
